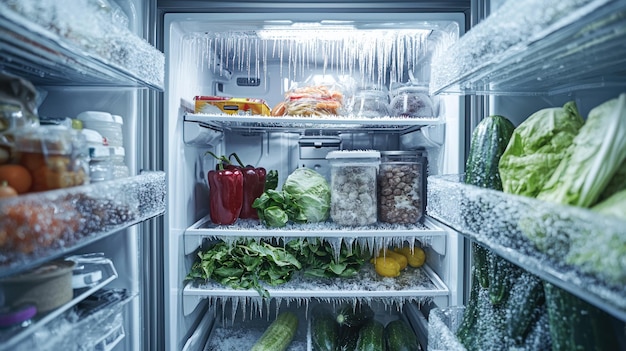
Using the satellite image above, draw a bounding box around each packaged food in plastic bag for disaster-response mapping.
[273,85,345,117]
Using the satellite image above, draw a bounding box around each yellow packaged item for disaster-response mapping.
[194,96,271,116]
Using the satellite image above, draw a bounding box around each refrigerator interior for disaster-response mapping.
[0,0,165,350]
[164,11,466,351]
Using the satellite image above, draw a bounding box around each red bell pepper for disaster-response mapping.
[228,153,267,219]
[206,152,243,225]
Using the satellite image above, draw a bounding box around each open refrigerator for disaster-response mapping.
[1,0,625,350]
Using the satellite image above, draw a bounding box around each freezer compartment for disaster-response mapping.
[427,175,626,320]
[0,0,164,89]
[431,0,626,95]
[3,288,133,351]
[0,255,119,350]
[0,171,166,277]
[193,300,426,351]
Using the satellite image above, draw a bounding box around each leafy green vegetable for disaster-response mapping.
[186,239,301,298]
[286,238,367,278]
[592,189,626,220]
[264,169,279,191]
[282,168,331,223]
[253,168,330,227]
[596,159,626,203]
[537,94,626,207]
[499,101,584,198]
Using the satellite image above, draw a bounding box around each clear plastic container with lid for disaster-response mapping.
[325,150,381,226]
[77,111,124,148]
[83,128,113,183]
[110,146,129,179]
[389,85,434,117]
[377,150,427,224]
[351,90,391,118]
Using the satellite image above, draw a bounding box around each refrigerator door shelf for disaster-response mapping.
[184,113,442,136]
[184,215,447,256]
[0,172,166,278]
[182,264,449,315]
[427,174,626,322]
[431,0,626,95]
[0,2,164,89]
[0,258,118,350]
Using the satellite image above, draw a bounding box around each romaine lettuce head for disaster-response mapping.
[499,101,584,197]
[283,167,331,222]
[538,93,626,207]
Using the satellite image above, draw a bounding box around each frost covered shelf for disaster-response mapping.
[182,264,448,315]
[430,0,626,95]
[0,172,166,278]
[0,0,164,89]
[427,175,626,321]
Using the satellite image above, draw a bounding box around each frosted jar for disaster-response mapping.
[326,150,380,226]
[77,111,124,147]
[378,151,427,224]
[88,145,113,183]
[351,90,391,118]
[110,146,129,179]
[389,86,434,117]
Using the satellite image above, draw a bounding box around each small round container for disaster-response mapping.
[378,150,427,224]
[77,111,124,147]
[110,146,129,179]
[0,260,76,313]
[351,90,391,118]
[389,86,434,117]
[326,150,380,226]
[83,128,113,183]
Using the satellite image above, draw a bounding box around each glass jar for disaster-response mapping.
[389,86,434,117]
[377,150,427,224]
[83,128,112,183]
[351,90,391,118]
[326,150,380,226]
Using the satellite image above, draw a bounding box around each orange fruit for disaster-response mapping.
[0,164,33,194]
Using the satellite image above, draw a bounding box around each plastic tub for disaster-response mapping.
[77,111,124,147]
[326,150,380,226]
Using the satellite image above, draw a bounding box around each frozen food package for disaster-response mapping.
[389,85,435,117]
[276,85,345,117]
[194,96,271,116]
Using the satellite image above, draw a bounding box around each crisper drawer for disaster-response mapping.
[197,300,425,351]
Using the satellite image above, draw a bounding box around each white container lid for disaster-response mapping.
[112,115,124,125]
[77,111,114,123]
[110,146,126,157]
[81,128,105,145]
[326,150,381,160]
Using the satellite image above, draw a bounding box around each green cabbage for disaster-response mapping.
[538,93,626,207]
[499,101,584,197]
[592,189,626,221]
[283,167,331,223]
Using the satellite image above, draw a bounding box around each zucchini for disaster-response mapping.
[336,303,374,328]
[385,319,419,351]
[311,307,338,351]
[487,254,521,305]
[505,272,544,343]
[355,320,385,351]
[544,283,619,351]
[251,311,298,351]
[465,114,515,191]
[337,324,361,351]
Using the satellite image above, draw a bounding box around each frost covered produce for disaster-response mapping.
[276,85,344,117]
[252,167,330,227]
[250,311,298,351]
[326,150,380,226]
[499,101,583,197]
[377,151,424,224]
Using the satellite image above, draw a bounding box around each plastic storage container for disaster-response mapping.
[378,150,427,224]
[14,125,89,192]
[351,90,391,118]
[83,128,113,183]
[77,111,124,148]
[326,150,381,226]
[110,146,129,179]
[389,86,434,117]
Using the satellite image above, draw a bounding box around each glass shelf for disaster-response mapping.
[184,113,442,134]
[0,171,166,278]
[184,215,448,256]
[430,0,626,95]
[182,264,449,315]
[0,256,119,350]
[427,175,626,321]
[0,1,164,90]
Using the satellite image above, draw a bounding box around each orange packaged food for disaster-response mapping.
[194,96,271,116]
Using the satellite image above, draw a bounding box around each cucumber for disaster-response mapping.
[385,319,419,351]
[336,303,374,328]
[355,320,385,351]
[337,324,361,351]
[311,307,338,351]
[544,283,619,351]
[251,311,298,351]
[505,272,544,343]
[465,115,515,191]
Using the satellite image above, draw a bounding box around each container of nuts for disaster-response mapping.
[378,150,427,224]
[326,150,380,226]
